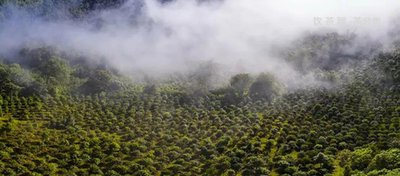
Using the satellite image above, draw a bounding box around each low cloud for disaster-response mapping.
[1,0,399,88]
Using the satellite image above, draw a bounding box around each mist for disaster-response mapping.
[1,0,400,88]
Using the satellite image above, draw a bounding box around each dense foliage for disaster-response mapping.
[0,46,399,176]
[1,1,400,175]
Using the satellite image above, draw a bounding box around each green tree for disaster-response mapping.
[249,73,282,101]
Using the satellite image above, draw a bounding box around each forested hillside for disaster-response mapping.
[1,0,400,176]
[0,45,399,176]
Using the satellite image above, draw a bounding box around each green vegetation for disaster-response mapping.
[0,1,399,175]
[0,46,399,175]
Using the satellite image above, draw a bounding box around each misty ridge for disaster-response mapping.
[1,0,400,95]
[2,1,400,176]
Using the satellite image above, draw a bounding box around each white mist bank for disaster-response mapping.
[0,0,399,88]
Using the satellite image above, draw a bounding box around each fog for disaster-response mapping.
[1,0,400,88]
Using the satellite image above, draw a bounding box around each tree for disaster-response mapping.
[230,73,253,96]
[351,147,374,171]
[242,156,269,176]
[143,84,157,95]
[221,73,253,106]
[249,73,282,101]
[39,57,71,83]
[80,69,120,94]
[367,149,400,171]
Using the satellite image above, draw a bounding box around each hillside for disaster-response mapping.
[1,0,400,176]
[0,45,399,175]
